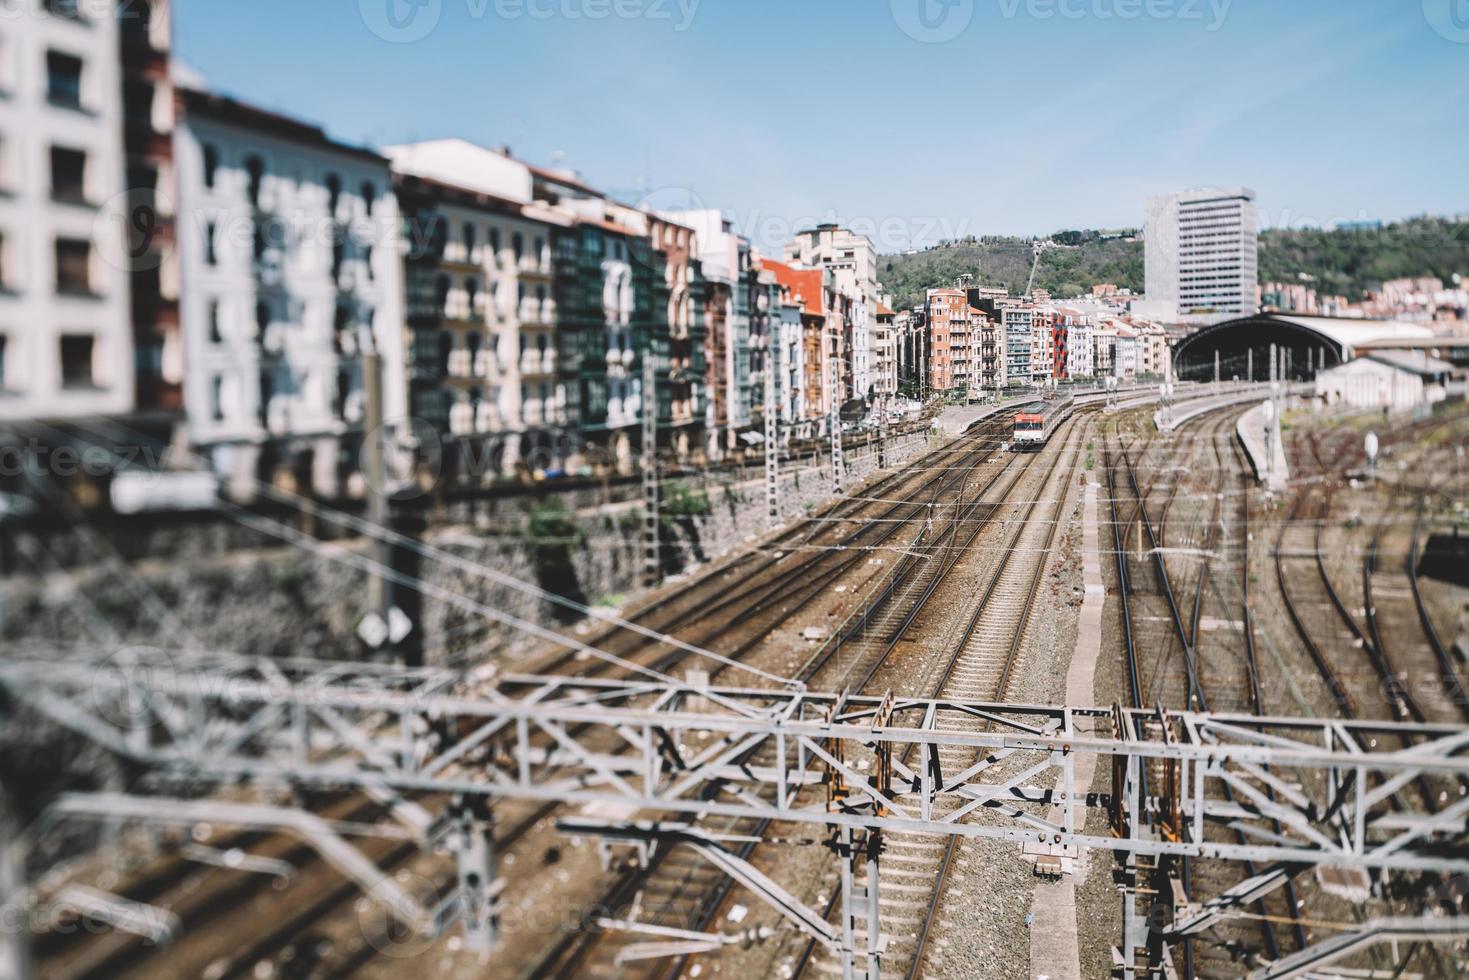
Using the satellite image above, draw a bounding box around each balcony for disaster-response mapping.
[518,298,556,325]
[475,403,502,433]
[448,401,474,436]
[518,256,551,278]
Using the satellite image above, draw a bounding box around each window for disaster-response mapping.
[203,144,219,189]
[204,220,218,266]
[211,376,225,421]
[46,51,83,109]
[361,182,376,217]
[255,301,270,335]
[512,232,523,262]
[534,236,544,263]
[465,278,479,317]
[245,156,264,208]
[488,227,501,258]
[51,146,87,202]
[59,334,94,387]
[55,238,91,294]
[435,275,451,314]
[45,0,82,19]
[208,300,222,343]
[436,331,453,375]
[0,335,6,389]
[463,223,476,256]
[325,174,341,216]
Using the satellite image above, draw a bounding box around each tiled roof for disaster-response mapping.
[761,258,824,316]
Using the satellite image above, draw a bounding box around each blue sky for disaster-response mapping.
[176,0,1469,252]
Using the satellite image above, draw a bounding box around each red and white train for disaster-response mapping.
[1011,394,1073,451]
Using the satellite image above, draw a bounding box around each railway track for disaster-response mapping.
[32,416,1027,980]
[528,408,1091,980]
[1103,402,1293,976]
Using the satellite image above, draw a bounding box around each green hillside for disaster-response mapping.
[879,217,1469,312]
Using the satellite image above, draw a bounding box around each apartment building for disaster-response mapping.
[1059,309,1094,379]
[1049,310,1068,381]
[1144,187,1259,322]
[784,224,882,402]
[1030,308,1054,386]
[387,139,567,482]
[762,258,825,435]
[174,89,404,499]
[873,303,896,404]
[0,0,134,421]
[925,288,966,395]
[650,213,706,459]
[1002,306,1034,387]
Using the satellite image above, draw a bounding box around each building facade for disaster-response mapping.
[784,224,882,403]
[925,288,965,395]
[1144,187,1259,322]
[0,0,134,420]
[174,89,404,499]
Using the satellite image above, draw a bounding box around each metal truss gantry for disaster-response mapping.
[3,648,1468,978]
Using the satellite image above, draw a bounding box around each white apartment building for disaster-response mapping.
[783,224,883,402]
[1144,187,1259,323]
[0,0,133,420]
[1029,311,1054,386]
[1064,315,1095,379]
[175,89,404,499]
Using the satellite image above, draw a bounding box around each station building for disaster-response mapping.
[1172,313,1438,382]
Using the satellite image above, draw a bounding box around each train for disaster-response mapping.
[1011,394,1073,450]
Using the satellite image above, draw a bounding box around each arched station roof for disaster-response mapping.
[1172,313,1435,382]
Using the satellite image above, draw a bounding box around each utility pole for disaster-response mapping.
[1213,350,1220,392]
[0,784,33,980]
[764,348,780,528]
[828,327,845,495]
[642,351,660,589]
[1247,347,1254,384]
[359,334,407,665]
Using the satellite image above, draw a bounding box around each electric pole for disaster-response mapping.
[765,348,780,528]
[828,327,845,495]
[642,351,660,588]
